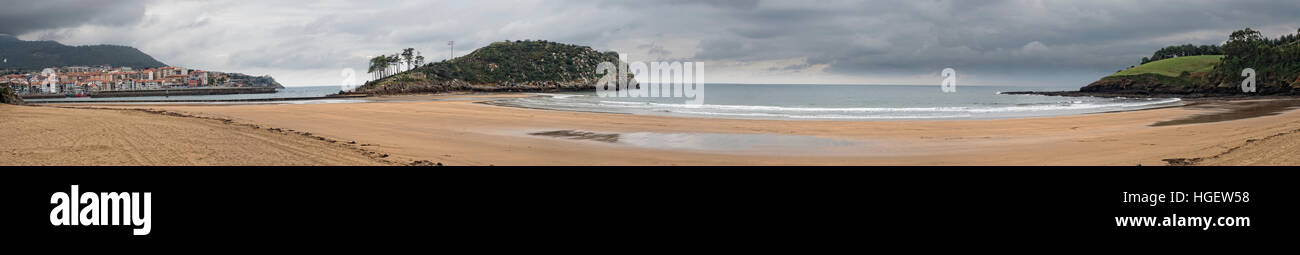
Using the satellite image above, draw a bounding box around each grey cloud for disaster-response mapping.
[674,0,1300,84]
[602,0,759,10]
[0,0,148,35]
[8,0,1300,87]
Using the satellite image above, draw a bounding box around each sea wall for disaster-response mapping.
[89,87,277,98]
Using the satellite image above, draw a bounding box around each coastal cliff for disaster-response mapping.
[1077,55,1234,96]
[1020,28,1300,97]
[352,40,623,95]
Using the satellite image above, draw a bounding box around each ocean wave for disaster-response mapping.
[501,94,1183,120]
[529,93,583,99]
[668,110,974,119]
[587,98,1181,113]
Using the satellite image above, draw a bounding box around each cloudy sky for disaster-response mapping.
[3,0,1298,87]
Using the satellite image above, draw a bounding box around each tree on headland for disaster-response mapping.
[1228,28,1263,43]
[401,48,415,71]
[364,47,439,81]
[1205,27,1300,92]
[368,55,387,80]
[388,54,400,77]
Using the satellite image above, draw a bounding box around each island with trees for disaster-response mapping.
[348,40,624,95]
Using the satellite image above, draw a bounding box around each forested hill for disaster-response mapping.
[353,40,623,94]
[0,34,167,70]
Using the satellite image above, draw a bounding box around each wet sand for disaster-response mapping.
[24,94,1299,166]
[1151,99,1300,127]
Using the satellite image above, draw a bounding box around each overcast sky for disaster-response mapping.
[3,0,1298,87]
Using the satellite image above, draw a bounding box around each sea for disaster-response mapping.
[498,84,1183,120]
[26,84,1183,120]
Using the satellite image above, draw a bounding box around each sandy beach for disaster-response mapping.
[6,93,1296,166]
[0,103,396,166]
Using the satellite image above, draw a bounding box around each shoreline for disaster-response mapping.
[1001,90,1300,99]
[13,93,1293,166]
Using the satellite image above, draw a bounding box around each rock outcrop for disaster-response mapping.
[0,86,23,105]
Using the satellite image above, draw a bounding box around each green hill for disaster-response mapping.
[0,34,166,71]
[1110,55,1223,78]
[354,40,622,94]
[1080,28,1300,95]
[1082,55,1223,94]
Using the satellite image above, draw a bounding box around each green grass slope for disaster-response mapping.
[1110,55,1223,77]
[1082,55,1224,93]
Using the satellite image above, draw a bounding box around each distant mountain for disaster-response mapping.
[354,40,624,94]
[0,34,167,70]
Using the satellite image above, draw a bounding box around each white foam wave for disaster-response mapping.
[530,93,583,99]
[591,98,1180,113]
[504,95,1183,120]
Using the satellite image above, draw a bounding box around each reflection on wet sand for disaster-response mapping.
[529,129,866,155]
[1151,99,1300,126]
[529,130,620,143]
